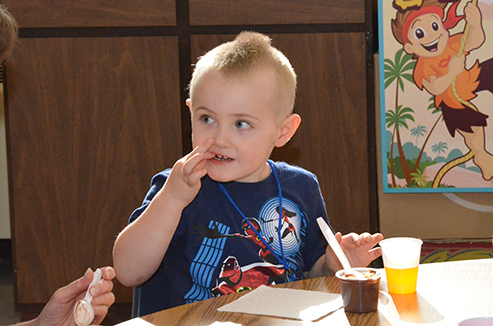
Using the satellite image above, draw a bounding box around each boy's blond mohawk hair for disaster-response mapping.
[190,31,297,116]
[214,32,272,73]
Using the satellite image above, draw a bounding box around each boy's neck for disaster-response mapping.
[214,161,273,184]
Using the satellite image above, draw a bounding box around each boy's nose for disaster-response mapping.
[213,127,232,147]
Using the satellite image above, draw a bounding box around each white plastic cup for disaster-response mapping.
[379,237,423,294]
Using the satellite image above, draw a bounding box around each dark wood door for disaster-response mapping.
[6,36,181,304]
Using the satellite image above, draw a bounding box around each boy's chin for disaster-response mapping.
[206,172,234,183]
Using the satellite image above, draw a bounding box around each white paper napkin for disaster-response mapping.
[114,317,156,326]
[217,285,344,322]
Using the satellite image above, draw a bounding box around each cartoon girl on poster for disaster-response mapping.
[385,0,493,189]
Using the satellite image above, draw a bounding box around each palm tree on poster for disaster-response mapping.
[410,168,429,188]
[386,105,415,186]
[432,141,449,158]
[411,97,442,176]
[410,125,427,147]
[384,48,416,186]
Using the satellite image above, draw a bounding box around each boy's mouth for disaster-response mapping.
[213,154,233,162]
[421,37,439,52]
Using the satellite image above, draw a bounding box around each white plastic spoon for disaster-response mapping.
[74,268,102,326]
[316,217,366,280]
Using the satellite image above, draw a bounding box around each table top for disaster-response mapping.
[140,258,493,325]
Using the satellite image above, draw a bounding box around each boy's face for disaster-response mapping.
[188,69,284,183]
[404,12,449,58]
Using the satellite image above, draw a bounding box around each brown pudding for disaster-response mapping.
[336,268,381,313]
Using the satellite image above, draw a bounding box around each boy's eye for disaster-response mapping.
[235,121,251,130]
[431,21,439,31]
[201,115,214,124]
[414,27,425,40]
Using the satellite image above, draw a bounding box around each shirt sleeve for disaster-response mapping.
[128,169,171,224]
[301,172,330,273]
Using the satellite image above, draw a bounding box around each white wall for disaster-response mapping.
[0,84,11,239]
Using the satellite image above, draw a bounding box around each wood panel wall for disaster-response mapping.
[3,0,377,320]
[188,0,365,25]
[6,1,176,27]
[6,36,182,305]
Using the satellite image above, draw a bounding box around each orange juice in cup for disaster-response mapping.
[384,265,419,294]
[379,238,423,294]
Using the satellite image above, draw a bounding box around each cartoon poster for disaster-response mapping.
[378,0,493,192]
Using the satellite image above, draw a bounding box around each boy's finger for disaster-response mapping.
[187,168,209,185]
[181,138,214,167]
[183,151,213,178]
[192,138,214,155]
[368,247,382,259]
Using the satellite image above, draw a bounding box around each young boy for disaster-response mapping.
[113,31,383,310]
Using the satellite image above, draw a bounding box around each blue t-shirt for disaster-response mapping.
[129,160,330,311]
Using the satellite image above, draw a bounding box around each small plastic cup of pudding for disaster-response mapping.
[335,268,381,313]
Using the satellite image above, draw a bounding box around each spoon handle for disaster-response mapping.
[316,217,352,271]
[84,268,102,303]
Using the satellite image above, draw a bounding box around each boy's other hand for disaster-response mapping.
[165,138,215,207]
[448,55,465,78]
[336,232,383,268]
[464,2,481,28]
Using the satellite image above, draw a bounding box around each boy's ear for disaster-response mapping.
[186,98,192,112]
[274,113,301,148]
[403,43,414,55]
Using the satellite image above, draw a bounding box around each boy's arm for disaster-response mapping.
[463,2,485,53]
[305,232,383,279]
[113,139,215,287]
[422,54,465,96]
[422,2,484,97]
[304,252,340,279]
